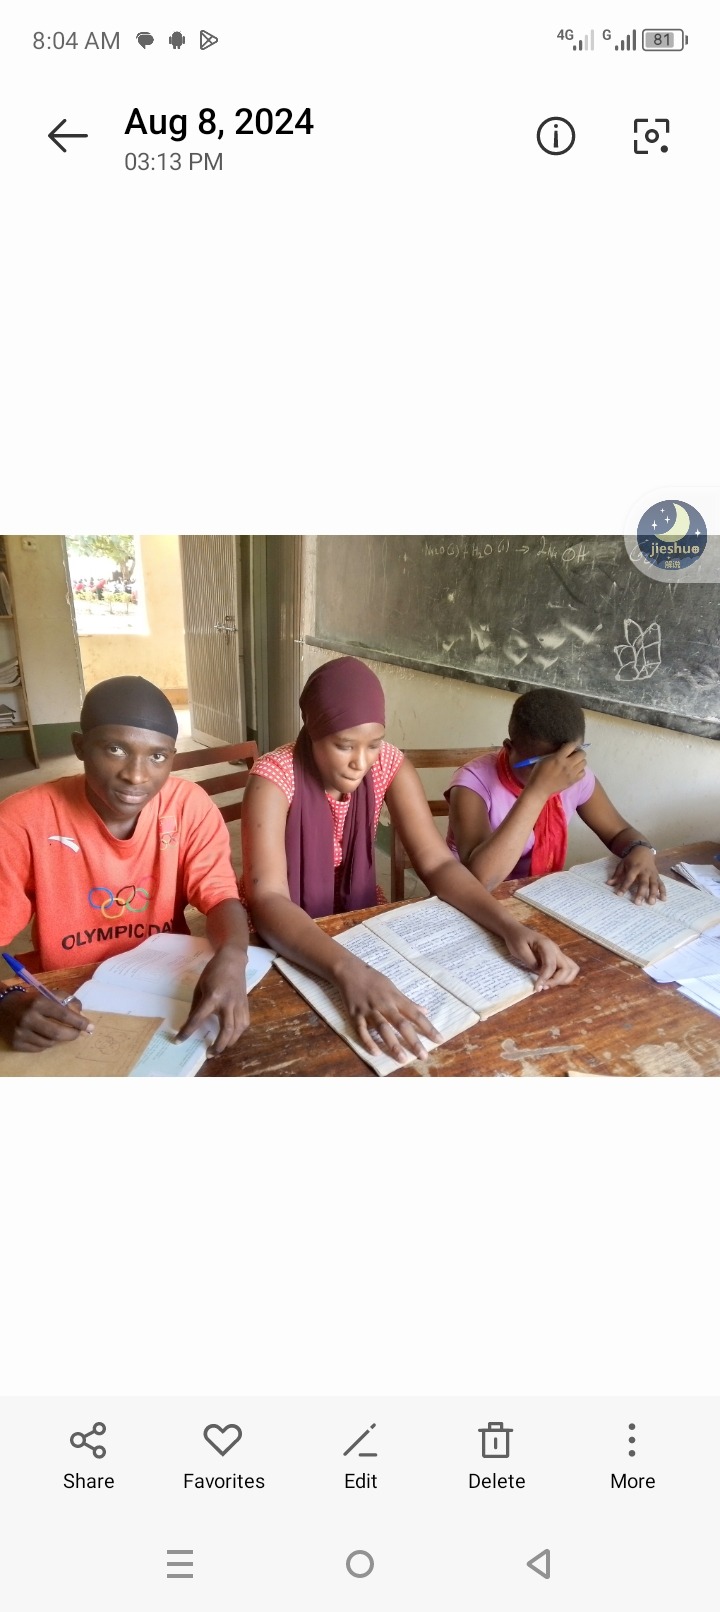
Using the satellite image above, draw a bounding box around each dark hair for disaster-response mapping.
[509,688,585,748]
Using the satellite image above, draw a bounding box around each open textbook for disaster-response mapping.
[518,856,720,968]
[274,897,537,1076]
[77,932,275,1075]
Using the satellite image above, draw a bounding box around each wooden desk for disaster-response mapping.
[6,840,719,1077]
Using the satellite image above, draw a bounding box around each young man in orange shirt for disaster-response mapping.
[0,676,250,1055]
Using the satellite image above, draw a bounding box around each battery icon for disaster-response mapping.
[642,29,687,50]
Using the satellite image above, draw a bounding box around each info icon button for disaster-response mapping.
[537,116,575,155]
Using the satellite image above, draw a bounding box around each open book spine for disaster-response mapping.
[518,888,697,968]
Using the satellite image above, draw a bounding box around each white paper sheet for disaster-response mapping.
[678,977,720,1020]
[672,864,720,898]
[275,925,479,1076]
[645,926,720,984]
[366,897,534,1016]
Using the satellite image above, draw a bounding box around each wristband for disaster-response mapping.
[617,840,656,859]
[0,983,26,1007]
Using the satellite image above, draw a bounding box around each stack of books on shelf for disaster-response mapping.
[0,702,19,729]
[0,658,20,687]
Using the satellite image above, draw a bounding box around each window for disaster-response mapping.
[65,535,148,635]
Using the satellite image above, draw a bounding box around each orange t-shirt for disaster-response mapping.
[0,774,239,973]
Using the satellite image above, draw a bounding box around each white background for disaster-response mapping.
[0,2,717,531]
[1,1,719,1419]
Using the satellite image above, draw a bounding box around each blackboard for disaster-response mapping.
[309,537,720,738]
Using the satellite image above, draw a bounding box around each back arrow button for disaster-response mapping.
[48,119,89,152]
[527,1549,551,1580]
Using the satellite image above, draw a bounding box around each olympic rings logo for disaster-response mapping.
[87,882,154,921]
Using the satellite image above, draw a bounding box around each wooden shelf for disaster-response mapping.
[0,546,39,768]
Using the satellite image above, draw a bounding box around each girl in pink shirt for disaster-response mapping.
[242,658,581,1066]
[447,688,664,903]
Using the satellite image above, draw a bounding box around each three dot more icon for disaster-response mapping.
[628,1423,637,1457]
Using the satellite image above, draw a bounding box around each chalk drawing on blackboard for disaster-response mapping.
[614,619,662,681]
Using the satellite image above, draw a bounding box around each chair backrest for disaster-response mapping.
[171,740,259,823]
[389,746,495,902]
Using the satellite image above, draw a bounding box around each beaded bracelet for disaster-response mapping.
[0,984,27,1007]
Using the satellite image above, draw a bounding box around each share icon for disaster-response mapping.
[200,30,218,49]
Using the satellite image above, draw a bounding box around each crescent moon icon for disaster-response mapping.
[663,501,691,543]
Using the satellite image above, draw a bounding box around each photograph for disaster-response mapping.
[1,532,718,1078]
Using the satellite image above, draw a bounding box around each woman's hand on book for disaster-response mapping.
[504,923,580,989]
[334,955,442,1064]
[607,849,665,905]
[177,944,251,1053]
[0,990,91,1052]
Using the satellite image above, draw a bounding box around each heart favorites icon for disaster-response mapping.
[203,1422,243,1456]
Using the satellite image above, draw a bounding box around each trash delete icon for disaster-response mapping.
[479,1420,513,1458]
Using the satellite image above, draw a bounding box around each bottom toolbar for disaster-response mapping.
[1,1396,714,1610]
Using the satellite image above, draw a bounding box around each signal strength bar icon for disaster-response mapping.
[615,29,637,48]
[573,30,594,49]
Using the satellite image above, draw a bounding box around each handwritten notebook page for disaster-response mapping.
[571,856,720,931]
[0,1012,162,1077]
[275,924,479,1076]
[519,873,697,965]
[365,897,535,1017]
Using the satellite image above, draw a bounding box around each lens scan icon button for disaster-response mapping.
[634,118,670,153]
[537,117,575,155]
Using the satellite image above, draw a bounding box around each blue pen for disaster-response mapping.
[515,744,591,770]
[1,952,93,1030]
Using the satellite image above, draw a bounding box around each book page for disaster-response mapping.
[275,926,479,1075]
[0,1011,162,1078]
[87,933,275,1005]
[519,873,696,965]
[365,898,534,1017]
[571,857,720,930]
[672,864,720,898]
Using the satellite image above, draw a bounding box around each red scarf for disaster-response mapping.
[495,747,568,876]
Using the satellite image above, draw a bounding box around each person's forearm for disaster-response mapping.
[249,893,351,984]
[466,789,547,890]
[205,898,250,955]
[606,823,650,854]
[424,858,527,944]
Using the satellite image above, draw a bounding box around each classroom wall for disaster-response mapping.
[78,534,188,698]
[300,645,719,862]
[2,535,83,755]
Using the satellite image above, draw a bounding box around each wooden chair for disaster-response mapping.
[389,747,494,902]
[171,740,259,823]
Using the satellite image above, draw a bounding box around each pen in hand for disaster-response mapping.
[515,744,591,770]
[1,952,94,1033]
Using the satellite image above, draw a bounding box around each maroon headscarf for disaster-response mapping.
[286,657,386,918]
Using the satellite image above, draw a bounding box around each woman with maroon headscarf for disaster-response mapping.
[242,657,579,1064]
